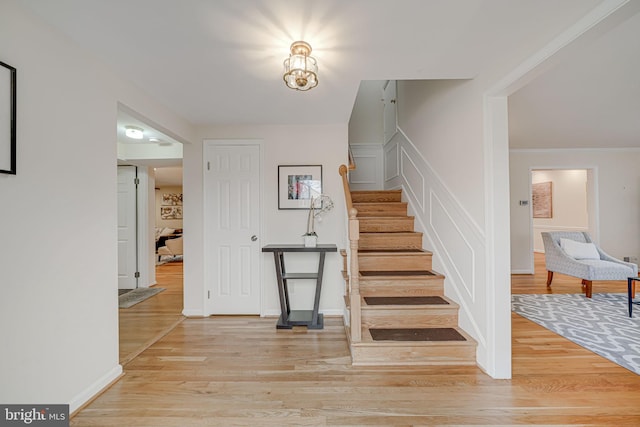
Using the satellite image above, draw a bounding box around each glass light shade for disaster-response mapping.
[125,126,144,139]
[283,41,318,91]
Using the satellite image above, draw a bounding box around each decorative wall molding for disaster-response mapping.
[430,191,475,300]
[511,147,640,153]
[400,146,425,213]
[384,139,399,182]
[386,126,488,352]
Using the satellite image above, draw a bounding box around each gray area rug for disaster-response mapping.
[512,293,640,374]
[156,255,183,266]
[119,287,166,309]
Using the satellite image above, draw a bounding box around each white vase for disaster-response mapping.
[304,235,317,247]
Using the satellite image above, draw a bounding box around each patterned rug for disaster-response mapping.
[119,287,165,308]
[512,293,640,374]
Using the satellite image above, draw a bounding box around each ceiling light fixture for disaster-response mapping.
[148,137,160,143]
[283,41,318,91]
[124,125,144,140]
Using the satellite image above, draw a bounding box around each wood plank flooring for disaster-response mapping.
[118,261,185,365]
[72,254,640,426]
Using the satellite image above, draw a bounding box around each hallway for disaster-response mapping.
[119,261,184,365]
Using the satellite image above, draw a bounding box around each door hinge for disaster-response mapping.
[207,290,211,299]
[207,161,211,171]
[134,271,140,278]
[134,177,140,186]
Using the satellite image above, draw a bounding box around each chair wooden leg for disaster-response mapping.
[584,280,593,298]
[546,271,553,287]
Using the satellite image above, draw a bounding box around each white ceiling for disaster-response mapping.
[22,0,610,132]
[508,9,640,149]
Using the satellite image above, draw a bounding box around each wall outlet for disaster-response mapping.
[624,256,638,264]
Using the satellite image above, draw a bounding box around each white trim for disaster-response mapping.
[69,365,122,414]
[136,168,152,288]
[511,269,534,275]
[511,147,640,153]
[182,309,206,317]
[263,309,344,317]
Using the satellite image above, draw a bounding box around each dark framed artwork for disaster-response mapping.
[0,61,16,175]
[532,181,552,218]
[278,165,322,209]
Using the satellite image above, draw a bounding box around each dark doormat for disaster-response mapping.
[364,296,449,305]
[370,328,466,342]
[360,270,435,277]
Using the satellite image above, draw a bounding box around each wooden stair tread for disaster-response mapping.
[363,296,448,306]
[359,249,426,253]
[360,270,436,277]
[352,326,477,347]
[369,328,466,342]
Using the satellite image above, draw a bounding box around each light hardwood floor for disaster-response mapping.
[72,254,640,426]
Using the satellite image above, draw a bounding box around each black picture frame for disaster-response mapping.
[278,165,323,209]
[0,61,16,175]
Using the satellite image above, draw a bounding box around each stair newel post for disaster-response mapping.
[349,207,362,343]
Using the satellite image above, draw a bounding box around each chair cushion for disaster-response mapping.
[579,259,636,280]
[560,238,600,260]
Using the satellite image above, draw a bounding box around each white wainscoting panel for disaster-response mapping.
[384,139,399,182]
[430,192,475,299]
[400,147,425,213]
[383,127,488,366]
[349,144,384,190]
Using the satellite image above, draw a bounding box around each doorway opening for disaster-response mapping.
[116,106,185,365]
[529,168,597,268]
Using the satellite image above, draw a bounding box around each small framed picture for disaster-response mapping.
[0,61,16,175]
[161,206,183,219]
[278,165,322,209]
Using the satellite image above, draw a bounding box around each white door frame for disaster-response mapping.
[203,139,264,316]
[527,166,599,265]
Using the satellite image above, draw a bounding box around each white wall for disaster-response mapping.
[0,0,193,411]
[510,149,640,273]
[183,125,348,317]
[348,81,385,145]
[531,169,588,252]
[392,78,505,375]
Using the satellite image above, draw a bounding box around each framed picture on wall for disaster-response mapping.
[532,181,552,218]
[161,206,183,219]
[0,61,16,175]
[278,165,322,209]
[162,193,183,206]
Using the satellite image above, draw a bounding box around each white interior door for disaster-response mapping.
[204,142,261,314]
[117,165,138,289]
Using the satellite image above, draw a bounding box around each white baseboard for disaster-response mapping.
[263,309,344,317]
[69,365,122,414]
[511,269,534,275]
[182,309,206,317]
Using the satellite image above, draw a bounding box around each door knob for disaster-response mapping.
[251,235,258,241]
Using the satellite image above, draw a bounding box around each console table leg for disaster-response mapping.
[311,253,326,327]
[273,251,289,323]
[629,278,634,318]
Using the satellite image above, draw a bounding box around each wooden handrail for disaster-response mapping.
[339,164,361,343]
[348,146,356,171]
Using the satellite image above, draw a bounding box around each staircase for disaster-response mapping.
[340,183,476,366]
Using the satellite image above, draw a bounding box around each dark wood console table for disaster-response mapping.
[262,244,337,329]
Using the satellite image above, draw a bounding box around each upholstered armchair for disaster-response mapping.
[541,231,637,298]
[157,236,183,261]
